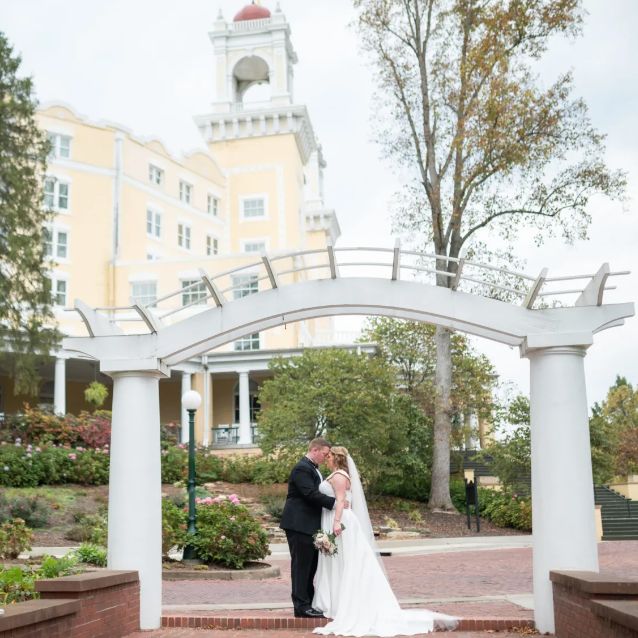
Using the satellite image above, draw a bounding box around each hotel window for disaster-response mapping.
[130,281,157,307]
[43,178,69,211]
[241,197,265,219]
[47,132,71,159]
[181,280,207,306]
[234,333,260,351]
[149,164,164,186]
[207,194,219,216]
[43,226,68,259]
[232,274,260,350]
[243,240,266,254]
[232,274,258,299]
[206,235,219,256]
[146,208,161,238]
[47,277,67,306]
[177,223,191,250]
[179,180,192,204]
[43,228,53,257]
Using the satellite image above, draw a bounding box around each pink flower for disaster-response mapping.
[68,453,77,461]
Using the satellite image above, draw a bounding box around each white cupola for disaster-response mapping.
[208,1,297,112]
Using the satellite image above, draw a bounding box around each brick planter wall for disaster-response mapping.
[0,570,139,638]
[551,570,638,638]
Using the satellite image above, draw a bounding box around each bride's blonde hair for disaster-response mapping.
[331,446,349,472]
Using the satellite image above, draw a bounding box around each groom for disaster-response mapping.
[280,437,336,618]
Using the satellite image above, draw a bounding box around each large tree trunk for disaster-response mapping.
[428,325,454,510]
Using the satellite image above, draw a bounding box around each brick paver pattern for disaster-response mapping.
[163,540,638,608]
[128,631,539,637]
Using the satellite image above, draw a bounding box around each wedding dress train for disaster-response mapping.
[312,474,457,637]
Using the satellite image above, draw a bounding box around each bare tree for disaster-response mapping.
[354,0,626,509]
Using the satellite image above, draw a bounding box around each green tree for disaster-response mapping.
[361,317,498,472]
[590,376,638,479]
[354,0,626,509]
[484,394,531,493]
[256,348,424,491]
[0,33,59,395]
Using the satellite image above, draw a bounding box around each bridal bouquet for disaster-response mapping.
[313,524,345,556]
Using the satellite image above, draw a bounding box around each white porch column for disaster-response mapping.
[527,345,598,634]
[202,361,211,447]
[53,357,66,415]
[238,370,251,444]
[108,371,163,630]
[180,372,192,443]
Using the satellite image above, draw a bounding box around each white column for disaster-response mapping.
[202,356,211,447]
[180,372,191,443]
[238,371,251,444]
[527,345,598,634]
[108,372,163,630]
[53,357,66,416]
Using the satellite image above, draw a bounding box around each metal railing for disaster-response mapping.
[211,424,259,447]
[70,243,631,335]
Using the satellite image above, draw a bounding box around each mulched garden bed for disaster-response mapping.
[24,481,524,548]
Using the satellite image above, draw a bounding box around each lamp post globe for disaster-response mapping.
[182,390,202,411]
[181,390,201,561]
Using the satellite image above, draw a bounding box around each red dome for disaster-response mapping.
[233,3,271,21]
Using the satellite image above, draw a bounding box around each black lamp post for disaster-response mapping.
[181,389,201,561]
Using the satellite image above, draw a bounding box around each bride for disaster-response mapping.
[312,446,457,636]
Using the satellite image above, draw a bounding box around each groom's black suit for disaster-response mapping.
[280,456,335,615]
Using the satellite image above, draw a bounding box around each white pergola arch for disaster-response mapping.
[63,244,634,633]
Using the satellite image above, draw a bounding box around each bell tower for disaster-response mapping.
[194,2,340,251]
[208,1,297,112]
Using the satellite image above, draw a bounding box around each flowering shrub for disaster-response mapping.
[195,449,224,483]
[189,497,269,569]
[161,446,187,483]
[0,407,112,449]
[0,519,33,559]
[0,444,109,487]
[481,490,532,531]
[451,480,532,532]
[70,410,111,449]
[162,498,186,557]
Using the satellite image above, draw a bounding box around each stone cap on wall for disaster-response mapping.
[36,569,139,593]
[550,570,638,595]
[591,599,638,632]
[0,598,80,632]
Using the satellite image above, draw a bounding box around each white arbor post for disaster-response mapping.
[526,345,598,634]
[53,357,66,415]
[238,371,251,444]
[108,371,163,630]
[180,372,192,443]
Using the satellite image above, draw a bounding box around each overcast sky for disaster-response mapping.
[1,0,636,407]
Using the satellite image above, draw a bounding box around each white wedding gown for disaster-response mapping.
[312,476,457,636]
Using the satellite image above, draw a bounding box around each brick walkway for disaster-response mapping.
[134,540,637,637]
[128,631,535,637]
[163,541,638,608]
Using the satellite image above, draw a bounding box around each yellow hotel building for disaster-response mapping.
[0,2,361,448]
